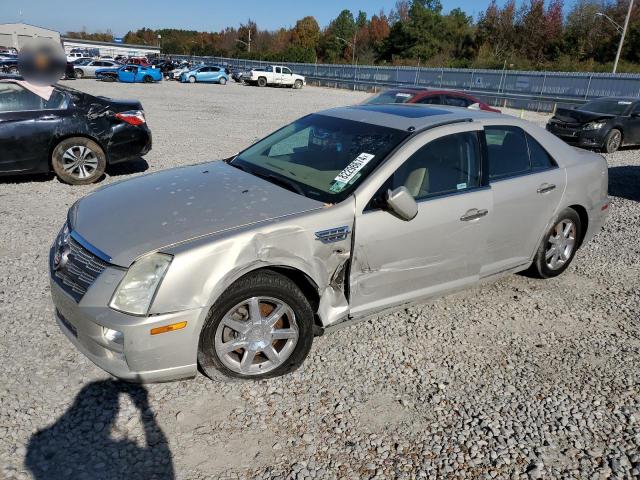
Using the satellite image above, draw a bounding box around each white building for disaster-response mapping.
[61,37,160,58]
[0,23,60,50]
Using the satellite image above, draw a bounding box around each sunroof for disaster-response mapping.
[351,104,449,118]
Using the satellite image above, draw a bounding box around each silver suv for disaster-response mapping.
[49,104,609,382]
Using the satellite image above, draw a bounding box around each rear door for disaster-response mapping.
[0,84,68,173]
[350,124,492,317]
[481,125,566,276]
[625,102,640,144]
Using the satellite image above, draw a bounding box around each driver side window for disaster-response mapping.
[389,132,482,201]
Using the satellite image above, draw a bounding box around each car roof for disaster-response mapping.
[317,103,498,131]
[588,96,639,102]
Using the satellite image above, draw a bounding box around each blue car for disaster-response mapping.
[95,65,163,83]
[180,65,228,84]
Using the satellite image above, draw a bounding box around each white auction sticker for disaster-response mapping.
[330,153,375,193]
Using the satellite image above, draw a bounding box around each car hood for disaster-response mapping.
[552,107,615,124]
[71,161,325,267]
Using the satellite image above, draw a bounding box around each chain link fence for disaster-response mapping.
[172,55,640,113]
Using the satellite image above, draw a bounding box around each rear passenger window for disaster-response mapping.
[526,133,556,170]
[416,96,442,105]
[485,126,555,179]
[389,132,481,200]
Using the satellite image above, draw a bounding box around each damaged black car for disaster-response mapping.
[0,80,151,184]
[546,97,640,153]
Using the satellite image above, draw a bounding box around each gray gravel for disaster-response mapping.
[1,80,639,480]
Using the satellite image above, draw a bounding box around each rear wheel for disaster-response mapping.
[143,75,153,83]
[529,208,581,278]
[198,271,314,380]
[101,74,116,82]
[8,66,18,74]
[604,128,622,153]
[219,77,227,85]
[257,77,267,87]
[188,75,196,83]
[51,137,106,185]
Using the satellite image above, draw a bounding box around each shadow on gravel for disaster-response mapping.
[107,157,150,177]
[25,380,174,480]
[609,165,640,202]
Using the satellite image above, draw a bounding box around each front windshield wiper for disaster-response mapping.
[231,162,303,195]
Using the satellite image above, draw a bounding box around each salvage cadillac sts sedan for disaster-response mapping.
[49,104,609,382]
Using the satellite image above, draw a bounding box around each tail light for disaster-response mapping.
[115,110,146,126]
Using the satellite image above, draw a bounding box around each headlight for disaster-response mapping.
[584,121,606,130]
[109,253,172,315]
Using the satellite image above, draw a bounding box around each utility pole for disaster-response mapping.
[247,28,251,54]
[613,0,634,73]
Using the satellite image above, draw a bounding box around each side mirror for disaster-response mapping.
[467,102,481,110]
[386,186,418,221]
[631,112,640,117]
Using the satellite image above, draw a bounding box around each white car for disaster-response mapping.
[66,52,89,62]
[245,65,305,89]
[73,60,120,79]
[167,64,196,80]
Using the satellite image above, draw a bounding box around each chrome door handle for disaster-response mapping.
[537,183,556,194]
[40,115,58,121]
[460,208,488,221]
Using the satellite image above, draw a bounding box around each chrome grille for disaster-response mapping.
[52,236,109,302]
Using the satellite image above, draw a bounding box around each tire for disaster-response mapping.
[51,137,106,185]
[188,75,196,83]
[74,69,84,79]
[604,128,622,153]
[198,270,314,381]
[219,77,227,85]
[294,80,303,89]
[143,75,153,83]
[8,66,18,74]
[257,77,267,87]
[529,207,582,279]
[101,74,116,82]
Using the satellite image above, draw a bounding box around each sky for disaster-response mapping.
[0,0,494,37]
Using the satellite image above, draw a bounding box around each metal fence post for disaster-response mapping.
[585,74,593,99]
[538,72,547,112]
[440,67,444,88]
[469,70,475,91]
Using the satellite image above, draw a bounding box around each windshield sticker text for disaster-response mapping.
[329,153,375,193]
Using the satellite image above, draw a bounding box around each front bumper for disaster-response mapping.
[546,124,607,148]
[50,278,206,383]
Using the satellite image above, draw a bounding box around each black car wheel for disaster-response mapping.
[604,128,622,153]
[51,137,106,185]
[8,66,18,74]
[74,69,84,79]
[143,75,153,83]
[198,270,314,381]
[257,77,267,87]
[101,74,116,82]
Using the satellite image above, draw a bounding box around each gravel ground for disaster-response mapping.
[1,80,639,480]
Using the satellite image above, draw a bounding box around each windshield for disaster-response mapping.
[366,90,417,105]
[231,114,410,203]
[578,99,631,116]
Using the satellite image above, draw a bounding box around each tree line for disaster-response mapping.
[65,0,640,73]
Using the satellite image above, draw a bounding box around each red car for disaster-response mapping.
[365,87,501,113]
[128,57,151,67]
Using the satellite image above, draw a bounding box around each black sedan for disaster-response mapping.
[0,81,151,184]
[546,97,640,153]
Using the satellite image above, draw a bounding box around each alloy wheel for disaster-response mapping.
[61,145,99,180]
[214,296,299,375]
[608,131,621,152]
[545,219,576,270]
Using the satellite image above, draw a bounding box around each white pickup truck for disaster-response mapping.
[245,65,306,89]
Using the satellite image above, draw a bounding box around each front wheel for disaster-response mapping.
[51,137,106,185]
[604,128,622,153]
[529,208,582,278]
[198,271,314,380]
[143,75,153,83]
[74,69,84,79]
[219,77,227,85]
[294,80,303,89]
[188,75,196,83]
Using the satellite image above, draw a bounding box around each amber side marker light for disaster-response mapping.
[150,321,187,335]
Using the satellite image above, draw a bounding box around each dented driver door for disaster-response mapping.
[348,125,492,318]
